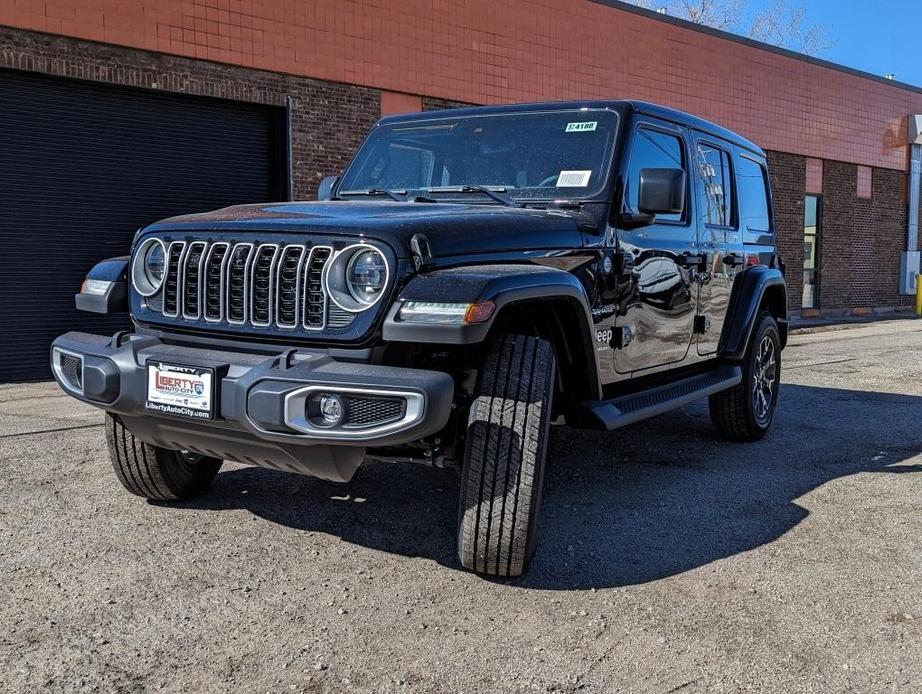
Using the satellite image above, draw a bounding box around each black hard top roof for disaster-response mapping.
[377,99,764,156]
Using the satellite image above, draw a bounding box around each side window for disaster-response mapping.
[626,127,687,223]
[695,143,734,227]
[736,155,772,232]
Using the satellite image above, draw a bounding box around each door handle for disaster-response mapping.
[723,253,745,267]
[676,253,706,270]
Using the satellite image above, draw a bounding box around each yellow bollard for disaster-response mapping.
[916,274,922,316]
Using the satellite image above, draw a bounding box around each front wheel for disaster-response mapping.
[457,334,556,577]
[105,413,223,501]
[709,311,781,441]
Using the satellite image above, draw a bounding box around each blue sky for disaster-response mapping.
[784,1,918,86]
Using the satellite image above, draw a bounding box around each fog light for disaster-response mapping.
[320,394,343,424]
[307,392,345,427]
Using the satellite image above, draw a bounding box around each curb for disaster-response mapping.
[790,314,919,335]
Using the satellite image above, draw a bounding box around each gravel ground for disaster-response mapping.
[1,319,920,693]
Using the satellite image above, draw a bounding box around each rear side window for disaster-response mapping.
[626,127,687,223]
[736,155,772,232]
[695,143,734,227]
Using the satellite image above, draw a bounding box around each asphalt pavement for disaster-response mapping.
[1,319,920,693]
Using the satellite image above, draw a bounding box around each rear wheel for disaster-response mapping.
[457,334,556,577]
[709,311,781,441]
[105,413,222,501]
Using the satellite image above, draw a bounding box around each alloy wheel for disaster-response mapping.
[752,335,777,425]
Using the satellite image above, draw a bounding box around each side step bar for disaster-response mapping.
[573,365,743,431]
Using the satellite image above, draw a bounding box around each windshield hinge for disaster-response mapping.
[410,233,435,272]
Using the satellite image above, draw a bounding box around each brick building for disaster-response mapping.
[0,0,920,379]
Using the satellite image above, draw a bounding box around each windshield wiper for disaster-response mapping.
[338,188,407,202]
[425,185,521,207]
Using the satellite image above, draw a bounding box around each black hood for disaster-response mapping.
[145,200,587,258]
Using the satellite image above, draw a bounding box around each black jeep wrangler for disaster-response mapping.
[52,100,786,577]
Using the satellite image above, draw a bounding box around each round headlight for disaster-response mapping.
[325,245,390,313]
[346,249,387,305]
[132,238,166,297]
[145,242,165,285]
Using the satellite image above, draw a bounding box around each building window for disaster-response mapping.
[802,195,821,308]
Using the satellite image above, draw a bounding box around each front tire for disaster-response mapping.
[458,334,556,577]
[105,413,223,501]
[709,311,781,441]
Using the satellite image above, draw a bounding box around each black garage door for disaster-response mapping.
[0,69,287,381]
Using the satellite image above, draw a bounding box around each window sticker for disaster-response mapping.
[556,170,592,187]
[565,121,597,133]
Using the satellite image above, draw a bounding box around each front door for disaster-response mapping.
[691,136,744,355]
[613,119,697,375]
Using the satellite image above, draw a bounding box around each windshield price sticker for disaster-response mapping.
[556,170,592,187]
[565,121,597,133]
[146,362,214,419]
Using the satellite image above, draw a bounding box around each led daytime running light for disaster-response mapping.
[398,300,495,325]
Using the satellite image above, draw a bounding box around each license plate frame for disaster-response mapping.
[145,360,215,420]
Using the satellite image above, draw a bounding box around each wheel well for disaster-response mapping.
[758,284,788,347]
[759,284,786,319]
[486,298,598,404]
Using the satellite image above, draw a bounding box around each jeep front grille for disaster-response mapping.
[158,240,341,331]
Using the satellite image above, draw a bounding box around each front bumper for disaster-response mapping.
[50,331,454,482]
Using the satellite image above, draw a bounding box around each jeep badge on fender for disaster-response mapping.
[52,100,787,578]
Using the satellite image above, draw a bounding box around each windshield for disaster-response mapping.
[338,109,619,201]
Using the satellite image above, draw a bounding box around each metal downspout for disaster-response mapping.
[909,142,920,254]
[901,117,922,295]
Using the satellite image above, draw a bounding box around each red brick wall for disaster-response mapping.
[381,90,422,116]
[1,0,920,172]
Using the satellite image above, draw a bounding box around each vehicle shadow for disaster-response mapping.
[169,384,922,589]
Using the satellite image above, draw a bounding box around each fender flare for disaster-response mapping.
[74,256,130,314]
[718,266,788,359]
[382,264,602,399]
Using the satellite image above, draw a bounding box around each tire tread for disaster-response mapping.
[709,311,781,442]
[105,413,222,501]
[458,334,555,577]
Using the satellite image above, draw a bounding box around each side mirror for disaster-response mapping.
[317,175,340,201]
[638,168,686,216]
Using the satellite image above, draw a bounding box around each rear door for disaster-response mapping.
[690,135,744,355]
[613,118,697,375]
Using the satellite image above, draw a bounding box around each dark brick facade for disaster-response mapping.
[288,81,378,200]
[820,160,858,311]
[816,162,917,315]
[0,27,379,200]
[767,150,918,317]
[871,168,913,310]
[766,150,806,315]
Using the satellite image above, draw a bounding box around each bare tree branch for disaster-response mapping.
[749,0,830,56]
[619,0,830,56]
